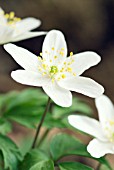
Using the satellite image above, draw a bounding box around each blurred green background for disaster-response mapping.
[0,0,114,169]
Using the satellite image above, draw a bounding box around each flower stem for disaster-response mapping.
[37,129,49,147]
[32,97,51,148]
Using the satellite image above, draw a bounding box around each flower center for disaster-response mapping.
[50,66,58,74]
[105,120,114,143]
[5,12,21,25]
[37,48,76,82]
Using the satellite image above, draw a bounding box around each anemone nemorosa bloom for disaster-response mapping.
[4,30,104,107]
[68,95,114,158]
[0,7,46,44]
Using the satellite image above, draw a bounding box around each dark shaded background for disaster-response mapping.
[0,0,114,168]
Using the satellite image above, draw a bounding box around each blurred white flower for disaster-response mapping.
[0,7,46,44]
[4,30,104,107]
[68,95,114,158]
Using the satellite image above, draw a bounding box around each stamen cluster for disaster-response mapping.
[38,47,76,83]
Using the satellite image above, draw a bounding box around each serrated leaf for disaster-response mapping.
[3,89,48,128]
[30,160,54,170]
[0,134,22,170]
[59,162,94,170]
[50,133,112,170]
[20,149,49,170]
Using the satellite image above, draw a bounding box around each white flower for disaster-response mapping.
[68,94,114,158]
[0,7,46,44]
[4,30,104,107]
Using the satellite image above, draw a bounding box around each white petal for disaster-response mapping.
[4,43,39,72]
[11,31,46,42]
[43,81,72,107]
[95,95,114,128]
[42,30,67,66]
[87,139,114,158]
[15,17,41,33]
[0,7,4,14]
[11,70,50,86]
[0,25,14,44]
[68,115,107,140]
[0,8,6,24]
[66,52,101,76]
[58,76,104,98]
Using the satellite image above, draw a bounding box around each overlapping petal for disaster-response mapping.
[15,17,41,33]
[68,115,107,141]
[0,7,46,44]
[43,82,72,107]
[0,26,14,44]
[66,52,101,76]
[0,8,6,24]
[95,95,114,128]
[11,31,46,42]
[11,70,50,86]
[4,44,39,72]
[42,30,67,66]
[87,139,114,158]
[58,76,104,98]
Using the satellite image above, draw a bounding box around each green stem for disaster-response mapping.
[32,97,51,148]
[37,129,49,147]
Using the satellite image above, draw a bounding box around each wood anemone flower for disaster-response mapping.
[0,7,46,44]
[68,95,114,158]
[4,30,104,107]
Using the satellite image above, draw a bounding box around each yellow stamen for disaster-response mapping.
[42,72,47,76]
[10,12,15,19]
[61,74,66,79]
[110,121,114,125]
[52,47,55,50]
[38,56,41,61]
[67,67,72,72]
[54,56,58,59]
[73,73,76,76]
[70,52,73,56]
[42,64,47,69]
[40,52,42,56]
[5,11,21,25]
[60,51,64,56]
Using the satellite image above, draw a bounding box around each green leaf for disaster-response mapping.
[0,119,12,134]
[30,160,54,170]
[0,153,4,170]
[50,133,112,170]
[59,162,94,170]
[50,133,88,161]
[3,89,48,128]
[53,98,92,119]
[0,134,22,170]
[19,137,33,157]
[4,88,47,112]
[100,164,113,170]
[20,149,49,170]
[0,91,18,112]
[41,113,67,129]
